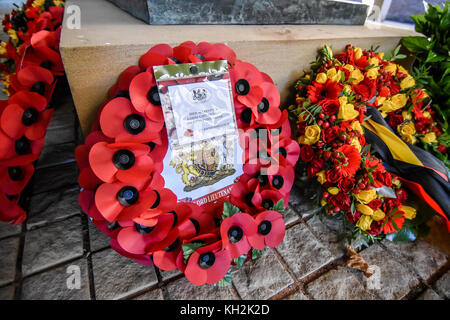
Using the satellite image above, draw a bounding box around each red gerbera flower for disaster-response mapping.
[382,208,405,235]
[185,241,231,286]
[248,210,285,250]
[220,212,257,259]
[334,144,361,178]
[129,71,164,123]
[89,141,154,184]
[99,97,163,142]
[230,61,264,109]
[0,163,34,195]
[307,80,342,104]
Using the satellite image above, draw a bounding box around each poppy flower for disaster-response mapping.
[129,71,164,123]
[185,241,231,286]
[108,65,141,99]
[0,163,34,195]
[1,103,53,141]
[213,43,236,66]
[220,212,257,259]
[89,141,154,184]
[249,81,281,125]
[131,188,178,227]
[230,61,264,109]
[334,144,361,177]
[153,236,182,271]
[21,45,64,76]
[0,192,26,224]
[0,130,44,166]
[94,178,156,222]
[143,129,168,167]
[270,137,300,168]
[78,189,105,221]
[110,238,154,266]
[260,189,285,211]
[230,178,262,213]
[99,97,163,142]
[116,213,176,255]
[235,101,258,130]
[265,110,292,143]
[248,210,285,250]
[139,45,173,70]
[10,65,54,97]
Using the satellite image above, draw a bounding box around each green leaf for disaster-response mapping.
[251,247,267,260]
[272,199,285,214]
[233,254,247,267]
[222,201,241,220]
[385,226,417,242]
[213,269,232,287]
[425,51,446,63]
[182,242,205,263]
[402,36,431,52]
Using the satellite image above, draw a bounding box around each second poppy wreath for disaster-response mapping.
[76,42,300,286]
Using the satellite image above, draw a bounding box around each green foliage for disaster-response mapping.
[402,1,450,145]
[182,242,205,263]
[213,269,232,287]
[251,247,267,260]
[233,254,248,267]
[222,201,241,220]
[384,45,407,62]
[272,199,285,214]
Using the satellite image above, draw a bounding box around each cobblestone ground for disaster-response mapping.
[0,82,449,300]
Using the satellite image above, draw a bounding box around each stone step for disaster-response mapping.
[60,0,417,136]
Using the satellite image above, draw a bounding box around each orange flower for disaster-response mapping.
[334,144,361,177]
[382,208,405,234]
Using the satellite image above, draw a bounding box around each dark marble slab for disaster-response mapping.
[107,0,369,25]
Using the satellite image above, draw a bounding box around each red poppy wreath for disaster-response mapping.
[76,42,300,286]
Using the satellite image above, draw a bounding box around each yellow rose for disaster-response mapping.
[421,132,438,144]
[305,74,311,80]
[344,64,354,72]
[402,111,412,120]
[392,179,401,186]
[354,47,363,60]
[316,73,327,84]
[338,96,348,107]
[366,67,379,80]
[351,120,364,134]
[328,187,339,195]
[357,215,373,231]
[0,42,6,56]
[7,29,18,42]
[400,75,416,90]
[321,199,327,207]
[391,94,408,109]
[355,188,377,204]
[384,63,397,75]
[357,204,374,216]
[316,170,327,184]
[343,85,352,94]
[372,209,386,222]
[299,125,321,145]
[402,206,417,220]
[423,111,431,119]
[350,69,364,85]
[378,52,385,59]
[369,57,379,66]
[327,68,343,82]
[338,103,359,121]
[403,134,417,145]
[376,96,386,107]
[397,122,416,138]
[351,137,362,152]
[398,65,409,75]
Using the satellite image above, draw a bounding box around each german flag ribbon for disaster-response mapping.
[363,106,450,231]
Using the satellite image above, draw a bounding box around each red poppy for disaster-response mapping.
[144,129,168,166]
[0,192,26,224]
[0,130,44,166]
[270,137,300,168]
[230,178,262,213]
[99,97,163,142]
[248,81,281,125]
[139,45,172,70]
[185,241,231,286]
[129,71,164,123]
[220,212,257,259]
[116,213,176,255]
[0,163,34,195]
[230,61,264,109]
[173,41,218,63]
[89,141,154,184]
[131,188,178,227]
[307,80,342,104]
[10,65,54,98]
[78,189,105,221]
[333,144,361,178]
[109,65,141,99]
[235,101,258,130]
[213,43,236,66]
[248,210,285,250]
[153,236,182,271]
[110,238,154,266]
[21,44,64,76]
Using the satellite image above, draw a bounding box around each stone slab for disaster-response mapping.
[133,288,164,300]
[165,276,235,300]
[417,289,443,300]
[107,0,369,25]
[282,289,308,300]
[434,271,450,299]
[88,221,111,252]
[31,162,78,195]
[359,244,420,300]
[381,239,448,281]
[91,248,158,300]
[284,205,301,226]
[22,216,84,276]
[27,186,80,229]
[0,223,21,240]
[231,249,294,300]
[289,179,323,218]
[0,237,19,286]
[305,266,372,300]
[35,142,76,170]
[0,284,14,300]
[21,258,90,300]
[61,0,416,136]
[275,223,334,279]
[306,215,347,259]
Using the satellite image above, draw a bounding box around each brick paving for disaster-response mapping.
[0,81,448,300]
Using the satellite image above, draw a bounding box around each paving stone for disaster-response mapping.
[91,248,158,300]
[381,239,448,281]
[88,221,111,252]
[306,266,372,300]
[133,288,164,300]
[290,178,322,217]
[276,223,334,280]
[434,271,450,299]
[31,162,78,195]
[231,249,293,300]
[165,276,235,300]
[0,222,21,239]
[417,289,443,300]
[36,142,76,169]
[27,186,80,229]
[306,215,347,259]
[159,268,182,281]
[44,125,75,146]
[283,290,308,300]
[22,216,83,276]
[359,244,420,300]
[0,237,19,286]
[47,99,76,131]
[0,285,14,300]
[21,258,89,300]
[284,205,300,226]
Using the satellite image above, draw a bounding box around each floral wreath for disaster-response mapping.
[76,41,300,286]
[0,0,65,224]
